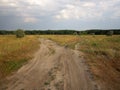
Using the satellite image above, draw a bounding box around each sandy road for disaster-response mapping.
[4,39,99,90]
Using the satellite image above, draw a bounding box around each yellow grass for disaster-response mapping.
[0,35,120,89]
[40,35,80,48]
[0,35,39,78]
[41,35,120,60]
[78,35,120,90]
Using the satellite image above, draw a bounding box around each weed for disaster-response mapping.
[91,42,99,47]
[49,47,55,55]
[44,82,50,86]
[0,59,27,74]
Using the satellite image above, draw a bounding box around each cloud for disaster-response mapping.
[82,2,96,7]
[0,0,120,29]
[24,17,37,23]
[1,0,120,20]
[55,0,120,20]
[112,10,120,19]
[55,3,101,20]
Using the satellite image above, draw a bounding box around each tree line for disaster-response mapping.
[0,29,120,35]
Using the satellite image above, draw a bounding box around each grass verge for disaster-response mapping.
[41,35,120,90]
[0,35,40,78]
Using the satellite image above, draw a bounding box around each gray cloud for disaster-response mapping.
[0,0,120,30]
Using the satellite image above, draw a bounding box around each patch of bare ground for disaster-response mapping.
[86,56,120,90]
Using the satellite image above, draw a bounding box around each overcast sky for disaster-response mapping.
[0,0,120,30]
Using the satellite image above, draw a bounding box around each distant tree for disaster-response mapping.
[0,30,6,35]
[16,29,25,38]
[90,33,95,35]
[80,31,88,35]
[106,31,114,36]
[78,32,81,35]
[73,32,78,35]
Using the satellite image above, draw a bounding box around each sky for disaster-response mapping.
[0,0,120,30]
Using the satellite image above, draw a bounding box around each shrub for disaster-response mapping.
[106,31,114,36]
[16,29,25,38]
[90,33,95,35]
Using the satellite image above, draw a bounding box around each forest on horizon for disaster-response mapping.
[0,29,120,35]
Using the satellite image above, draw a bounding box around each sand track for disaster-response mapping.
[4,39,99,90]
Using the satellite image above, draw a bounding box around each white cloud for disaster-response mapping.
[25,0,50,7]
[0,0,18,7]
[55,0,120,20]
[24,17,37,23]
[82,2,96,7]
[55,3,102,20]
[0,0,120,30]
[111,9,120,19]
[0,0,120,21]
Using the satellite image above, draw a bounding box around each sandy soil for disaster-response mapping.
[3,39,100,90]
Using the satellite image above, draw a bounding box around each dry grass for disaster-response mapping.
[41,35,120,90]
[78,35,120,90]
[0,35,39,78]
[40,35,80,48]
[0,35,119,90]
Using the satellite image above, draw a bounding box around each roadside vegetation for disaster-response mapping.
[76,35,120,90]
[41,35,120,90]
[0,35,39,78]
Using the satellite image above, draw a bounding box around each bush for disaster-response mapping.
[16,29,25,38]
[106,31,114,36]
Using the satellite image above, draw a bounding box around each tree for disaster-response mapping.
[16,29,25,38]
[106,31,114,36]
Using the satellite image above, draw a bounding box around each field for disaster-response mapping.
[0,35,39,78]
[0,35,120,90]
[41,35,120,90]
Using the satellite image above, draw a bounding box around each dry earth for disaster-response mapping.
[2,39,100,90]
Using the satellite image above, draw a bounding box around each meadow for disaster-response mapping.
[0,35,39,78]
[41,35,120,90]
[76,35,120,90]
[0,35,120,90]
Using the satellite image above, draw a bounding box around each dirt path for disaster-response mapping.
[4,39,99,90]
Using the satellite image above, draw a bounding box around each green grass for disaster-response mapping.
[0,59,27,74]
[77,35,120,61]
